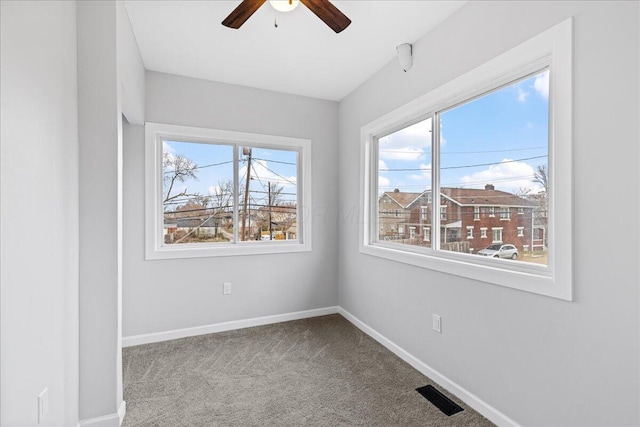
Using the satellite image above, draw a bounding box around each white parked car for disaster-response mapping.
[478,244,518,259]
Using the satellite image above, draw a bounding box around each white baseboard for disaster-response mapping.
[118,400,126,426]
[77,401,125,427]
[337,307,521,427]
[122,306,339,347]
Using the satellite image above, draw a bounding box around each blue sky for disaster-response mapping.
[378,70,549,195]
[162,141,298,210]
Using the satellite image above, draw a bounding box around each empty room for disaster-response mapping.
[1,1,639,426]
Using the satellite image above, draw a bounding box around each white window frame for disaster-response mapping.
[466,226,474,240]
[440,206,447,220]
[492,227,503,243]
[423,227,430,242]
[421,206,428,220]
[359,18,573,300]
[480,227,488,238]
[145,122,312,260]
[474,206,480,221]
[499,207,510,220]
[409,227,416,239]
[517,226,525,237]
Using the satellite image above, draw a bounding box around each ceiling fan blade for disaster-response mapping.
[222,0,266,29]
[300,0,351,33]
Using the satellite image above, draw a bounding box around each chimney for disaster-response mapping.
[485,184,495,190]
[394,188,400,193]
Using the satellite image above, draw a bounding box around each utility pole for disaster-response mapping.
[241,148,252,241]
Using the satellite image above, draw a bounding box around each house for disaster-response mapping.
[379,185,540,253]
[2,1,638,427]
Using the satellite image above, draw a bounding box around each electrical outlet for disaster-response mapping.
[38,387,48,424]
[223,282,232,295]
[432,314,442,333]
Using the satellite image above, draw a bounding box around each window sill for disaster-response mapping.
[360,242,569,300]
[146,240,311,260]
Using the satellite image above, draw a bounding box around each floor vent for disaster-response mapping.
[416,385,464,416]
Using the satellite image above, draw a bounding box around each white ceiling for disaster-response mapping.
[124,1,466,101]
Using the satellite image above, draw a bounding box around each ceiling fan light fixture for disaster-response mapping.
[269,0,300,13]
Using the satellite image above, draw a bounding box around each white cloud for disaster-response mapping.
[378,175,390,188]
[517,87,529,102]
[534,70,549,99]
[379,159,388,170]
[526,122,534,129]
[379,146,425,161]
[397,118,432,137]
[459,159,543,193]
[410,163,432,181]
[163,141,175,155]
[378,119,431,162]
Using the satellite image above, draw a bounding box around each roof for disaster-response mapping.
[381,187,535,208]
[441,187,535,207]
[381,191,425,209]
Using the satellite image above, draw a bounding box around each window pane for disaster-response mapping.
[162,140,234,245]
[239,146,298,242]
[377,118,432,248]
[439,70,549,264]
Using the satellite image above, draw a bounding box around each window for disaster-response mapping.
[409,227,416,239]
[517,226,525,237]
[518,207,524,215]
[500,207,510,220]
[421,206,428,220]
[146,122,312,259]
[423,227,430,242]
[395,209,400,217]
[360,19,573,300]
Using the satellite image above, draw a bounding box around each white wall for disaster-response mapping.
[122,72,339,338]
[0,1,79,426]
[338,2,639,426]
[78,0,146,423]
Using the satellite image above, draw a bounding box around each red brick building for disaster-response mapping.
[379,185,541,253]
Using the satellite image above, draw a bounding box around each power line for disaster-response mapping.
[163,160,233,175]
[380,155,548,172]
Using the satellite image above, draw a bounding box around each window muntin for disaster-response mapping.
[146,123,311,259]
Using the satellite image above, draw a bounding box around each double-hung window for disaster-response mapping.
[146,123,312,259]
[360,19,573,300]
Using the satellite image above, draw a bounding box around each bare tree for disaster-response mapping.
[163,153,199,206]
[533,165,548,194]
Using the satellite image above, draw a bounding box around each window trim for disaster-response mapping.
[359,18,573,301]
[145,122,312,260]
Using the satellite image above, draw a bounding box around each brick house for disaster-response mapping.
[379,184,541,253]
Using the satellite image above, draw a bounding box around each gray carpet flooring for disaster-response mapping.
[122,314,494,426]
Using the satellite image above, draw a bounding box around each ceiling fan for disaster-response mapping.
[222,0,351,33]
